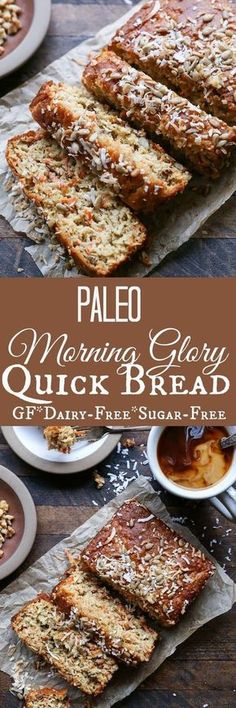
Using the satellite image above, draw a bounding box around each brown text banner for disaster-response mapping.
[0,278,235,425]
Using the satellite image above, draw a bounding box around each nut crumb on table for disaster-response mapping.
[124,438,136,448]
[93,471,106,489]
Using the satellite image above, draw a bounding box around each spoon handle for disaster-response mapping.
[220,433,236,449]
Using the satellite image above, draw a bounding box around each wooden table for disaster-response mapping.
[0,428,235,708]
[0,0,236,277]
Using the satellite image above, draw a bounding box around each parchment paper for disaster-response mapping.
[1,1,236,277]
[0,476,235,706]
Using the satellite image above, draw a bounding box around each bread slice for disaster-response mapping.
[52,557,158,665]
[110,0,236,125]
[83,50,236,178]
[44,426,81,453]
[82,500,215,626]
[6,131,147,276]
[25,688,70,708]
[30,81,191,212]
[11,594,118,696]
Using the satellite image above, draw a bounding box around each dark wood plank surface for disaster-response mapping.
[0,0,236,277]
[0,428,235,707]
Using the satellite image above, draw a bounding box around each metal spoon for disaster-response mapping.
[187,427,236,450]
[219,433,236,449]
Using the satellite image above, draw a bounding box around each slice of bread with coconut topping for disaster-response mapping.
[83,50,236,178]
[52,557,158,665]
[11,594,118,696]
[6,130,147,276]
[30,81,191,212]
[110,0,236,125]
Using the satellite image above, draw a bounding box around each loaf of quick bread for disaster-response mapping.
[110,0,236,125]
[52,557,158,665]
[30,81,190,212]
[11,594,118,696]
[82,500,215,626]
[83,50,236,178]
[6,131,147,276]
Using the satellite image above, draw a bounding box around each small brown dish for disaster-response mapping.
[0,0,51,79]
[0,465,37,580]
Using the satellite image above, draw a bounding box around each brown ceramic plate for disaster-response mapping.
[0,465,37,580]
[0,0,51,78]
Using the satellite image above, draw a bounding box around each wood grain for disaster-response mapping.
[0,0,235,276]
[0,427,235,707]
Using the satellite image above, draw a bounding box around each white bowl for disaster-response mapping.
[147,426,236,501]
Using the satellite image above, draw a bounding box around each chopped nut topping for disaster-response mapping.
[0,499,15,557]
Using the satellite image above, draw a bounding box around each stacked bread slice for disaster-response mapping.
[6,131,147,276]
[12,594,118,696]
[110,0,236,125]
[52,557,157,665]
[29,81,190,213]
[83,50,236,179]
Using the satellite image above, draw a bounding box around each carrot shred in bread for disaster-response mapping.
[82,500,215,626]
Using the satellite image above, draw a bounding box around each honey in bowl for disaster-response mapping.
[157,427,233,490]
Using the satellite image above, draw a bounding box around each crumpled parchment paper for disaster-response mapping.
[1,1,236,277]
[0,476,235,706]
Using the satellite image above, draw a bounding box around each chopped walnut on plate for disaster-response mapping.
[0,499,15,557]
[0,1,22,57]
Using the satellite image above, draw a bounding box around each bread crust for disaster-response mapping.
[82,501,215,626]
[111,0,236,125]
[30,81,190,212]
[25,687,70,708]
[6,130,147,276]
[83,50,236,178]
[52,558,158,666]
[12,594,118,696]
